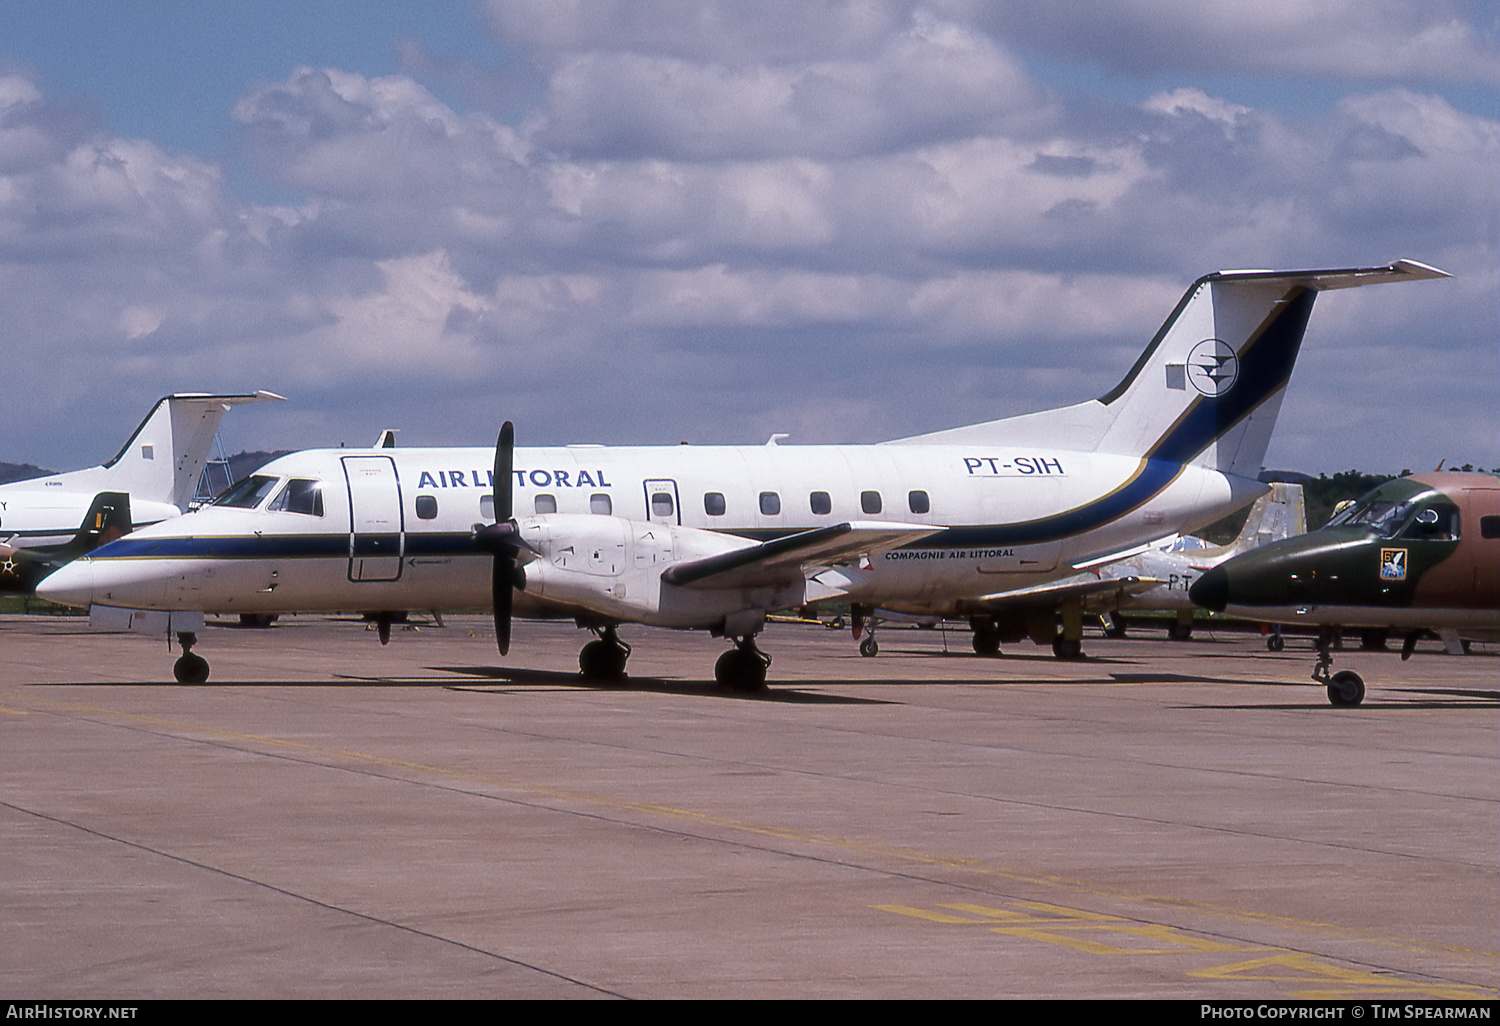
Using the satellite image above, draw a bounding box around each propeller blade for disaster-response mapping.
[493,554,514,656]
[494,421,513,523]
[491,420,516,656]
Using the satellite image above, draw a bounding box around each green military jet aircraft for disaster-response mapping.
[1190,472,1500,706]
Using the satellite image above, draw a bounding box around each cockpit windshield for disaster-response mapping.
[1326,498,1417,538]
[267,478,325,516]
[1326,487,1459,541]
[213,475,280,510]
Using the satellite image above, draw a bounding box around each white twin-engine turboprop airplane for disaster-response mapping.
[38,261,1448,687]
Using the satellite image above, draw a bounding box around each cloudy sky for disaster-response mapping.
[2,0,1495,475]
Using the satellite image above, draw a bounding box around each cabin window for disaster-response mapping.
[651,491,675,518]
[861,490,882,515]
[480,495,495,520]
[908,490,930,515]
[534,494,557,514]
[1481,515,1500,539]
[809,491,831,515]
[760,491,781,515]
[267,479,325,516]
[590,493,613,515]
[1400,504,1459,541]
[415,495,438,520]
[704,492,726,516]
[214,475,280,510]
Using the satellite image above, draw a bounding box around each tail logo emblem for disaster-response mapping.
[1186,338,1239,396]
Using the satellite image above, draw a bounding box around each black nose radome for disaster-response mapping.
[1189,566,1229,612]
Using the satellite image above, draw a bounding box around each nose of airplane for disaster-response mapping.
[1188,565,1229,612]
[36,558,96,609]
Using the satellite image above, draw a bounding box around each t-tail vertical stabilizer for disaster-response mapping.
[46,392,285,513]
[889,261,1450,478]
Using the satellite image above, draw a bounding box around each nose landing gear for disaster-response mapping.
[1312,633,1365,707]
[173,631,209,684]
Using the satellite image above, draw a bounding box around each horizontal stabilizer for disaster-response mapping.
[1207,260,1450,290]
[663,521,943,590]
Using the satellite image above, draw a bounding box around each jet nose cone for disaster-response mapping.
[1189,565,1229,612]
[36,558,96,609]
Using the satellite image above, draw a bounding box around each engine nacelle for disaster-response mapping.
[515,514,805,630]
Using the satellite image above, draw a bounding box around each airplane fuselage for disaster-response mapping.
[67,442,1263,622]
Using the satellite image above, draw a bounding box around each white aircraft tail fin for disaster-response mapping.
[1092,263,1446,478]
[890,261,1448,476]
[60,392,284,511]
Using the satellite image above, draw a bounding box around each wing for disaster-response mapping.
[969,573,1163,610]
[662,521,944,590]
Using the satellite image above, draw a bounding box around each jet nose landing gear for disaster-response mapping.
[173,631,209,685]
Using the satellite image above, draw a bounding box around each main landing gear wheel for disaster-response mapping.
[970,617,1002,655]
[173,631,209,684]
[1326,670,1365,707]
[715,639,770,692]
[859,636,879,658]
[579,626,630,682]
[1266,633,1285,652]
[1051,636,1083,660]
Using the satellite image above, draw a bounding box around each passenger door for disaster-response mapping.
[343,456,405,582]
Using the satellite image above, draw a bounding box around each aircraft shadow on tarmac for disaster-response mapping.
[1180,685,1500,711]
[435,665,894,704]
[877,646,1137,665]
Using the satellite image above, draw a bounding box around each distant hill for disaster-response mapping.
[0,462,57,486]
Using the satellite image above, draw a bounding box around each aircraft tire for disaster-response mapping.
[579,640,627,682]
[1052,637,1083,660]
[859,637,878,658]
[972,632,1001,656]
[1326,670,1365,707]
[715,648,767,692]
[1167,622,1193,641]
[173,653,210,685]
[1266,635,1285,652]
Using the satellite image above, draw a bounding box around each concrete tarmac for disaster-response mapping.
[1,613,1495,999]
